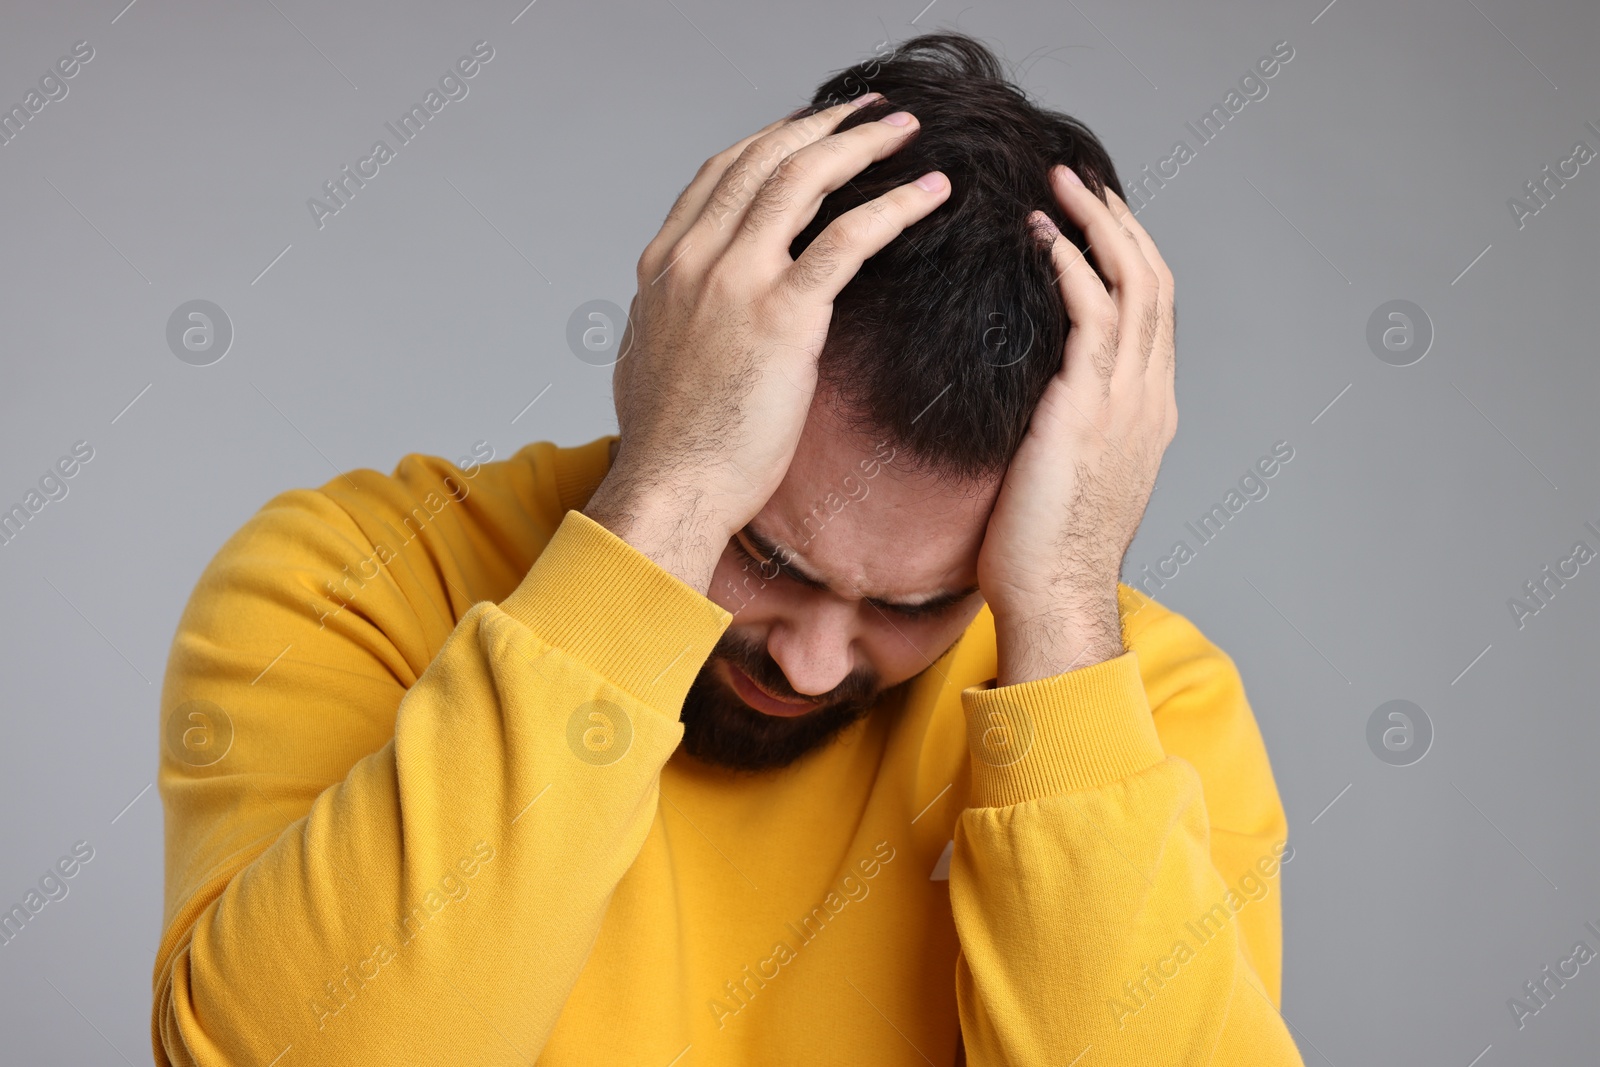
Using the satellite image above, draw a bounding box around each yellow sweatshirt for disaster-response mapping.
[152,435,1304,1066]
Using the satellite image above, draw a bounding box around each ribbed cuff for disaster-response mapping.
[498,509,731,713]
[961,650,1165,807]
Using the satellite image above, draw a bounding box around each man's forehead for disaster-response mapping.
[755,430,998,605]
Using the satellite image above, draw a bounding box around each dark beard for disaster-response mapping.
[677,629,888,773]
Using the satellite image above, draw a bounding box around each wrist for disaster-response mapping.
[582,473,731,594]
[992,587,1123,687]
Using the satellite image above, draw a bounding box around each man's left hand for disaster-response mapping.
[976,165,1177,687]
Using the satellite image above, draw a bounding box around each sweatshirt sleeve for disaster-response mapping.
[151,492,729,1067]
[949,592,1305,1065]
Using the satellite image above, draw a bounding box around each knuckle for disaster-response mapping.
[1138,301,1161,344]
[808,231,844,271]
[812,131,851,158]
[789,241,839,293]
[771,150,812,188]
[830,211,877,249]
[1075,334,1117,387]
[703,262,744,302]
[699,151,730,181]
[786,259,824,295]
[1093,306,1120,337]
[744,184,793,234]
[707,173,752,224]
[652,240,698,285]
[741,142,777,176]
[752,132,798,169]
[701,193,735,231]
[758,127,806,161]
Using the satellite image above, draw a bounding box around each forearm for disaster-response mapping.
[992,580,1124,687]
[155,508,730,1066]
[952,649,1303,1065]
[582,471,731,596]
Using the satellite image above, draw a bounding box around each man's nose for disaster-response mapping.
[763,600,859,697]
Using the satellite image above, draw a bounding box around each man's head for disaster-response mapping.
[677,32,1123,773]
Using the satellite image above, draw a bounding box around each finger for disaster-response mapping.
[1102,187,1173,291]
[1102,187,1176,384]
[1048,166,1160,379]
[641,116,792,279]
[1029,210,1119,397]
[641,95,881,280]
[780,171,951,302]
[731,108,923,257]
[681,95,886,262]
[1097,190,1177,450]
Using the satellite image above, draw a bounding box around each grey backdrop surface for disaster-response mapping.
[0,0,1595,1063]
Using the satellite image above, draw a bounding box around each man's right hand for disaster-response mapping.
[582,95,951,594]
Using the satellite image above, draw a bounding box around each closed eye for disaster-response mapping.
[728,534,968,621]
[729,534,769,572]
[876,598,956,621]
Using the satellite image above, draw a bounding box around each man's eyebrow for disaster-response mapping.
[739,523,980,614]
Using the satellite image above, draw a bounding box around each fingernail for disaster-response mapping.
[879,110,913,126]
[915,171,947,192]
[1028,210,1059,239]
[850,91,883,108]
[1058,166,1085,188]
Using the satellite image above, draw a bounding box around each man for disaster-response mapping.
[153,32,1302,1066]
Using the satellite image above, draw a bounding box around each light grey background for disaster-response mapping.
[1,0,1595,1063]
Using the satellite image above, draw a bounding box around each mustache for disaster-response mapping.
[714,630,879,709]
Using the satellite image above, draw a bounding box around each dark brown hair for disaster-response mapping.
[790,32,1123,481]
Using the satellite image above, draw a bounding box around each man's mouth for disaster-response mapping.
[718,660,822,718]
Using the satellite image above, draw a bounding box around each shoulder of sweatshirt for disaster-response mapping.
[171,435,619,686]
[309,433,618,595]
[155,436,623,928]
